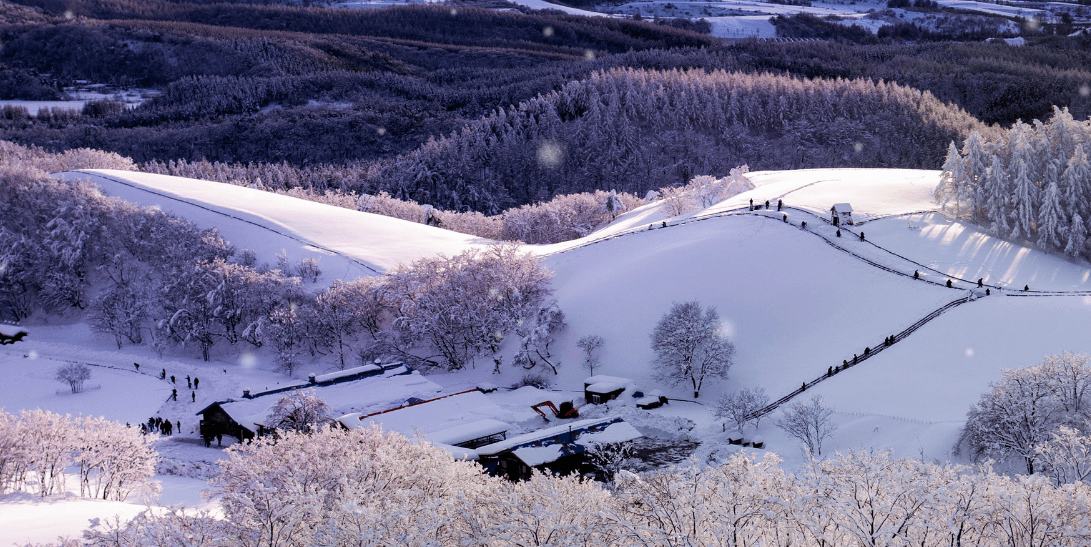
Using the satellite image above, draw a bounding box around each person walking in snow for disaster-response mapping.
[134,362,139,371]
[161,369,166,379]
[170,375,176,384]
[777,199,782,211]
[186,375,191,388]
[172,388,177,401]
[192,391,196,402]
[194,377,199,389]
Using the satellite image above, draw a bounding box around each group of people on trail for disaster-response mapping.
[749,199,784,212]
[142,416,179,436]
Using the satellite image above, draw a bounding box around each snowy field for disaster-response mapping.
[5,167,1091,544]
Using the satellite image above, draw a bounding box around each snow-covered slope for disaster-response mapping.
[58,170,490,281]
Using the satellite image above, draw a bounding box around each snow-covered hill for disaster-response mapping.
[6,167,1091,543]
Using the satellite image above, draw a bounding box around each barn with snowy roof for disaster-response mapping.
[196,361,443,443]
[476,417,642,481]
[337,388,513,460]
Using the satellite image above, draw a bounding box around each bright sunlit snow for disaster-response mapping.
[6,167,1091,543]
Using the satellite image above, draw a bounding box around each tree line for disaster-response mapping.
[360,68,990,214]
[934,107,1091,261]
[68,424,1091,547]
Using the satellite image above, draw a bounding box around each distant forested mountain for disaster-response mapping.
[0,0,1089,212]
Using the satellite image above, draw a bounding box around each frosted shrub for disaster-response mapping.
[54,362,91,394]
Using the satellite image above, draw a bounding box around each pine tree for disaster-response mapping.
[936,141,967,217]
[1062,146,1091,222]
[1037,179,1065,251]
[1009,158,1036,240]
[984,154,1011,236]
[961,131,988,222]
[1065,213,1087,259]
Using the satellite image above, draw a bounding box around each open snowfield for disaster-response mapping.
[5,167,1091,543]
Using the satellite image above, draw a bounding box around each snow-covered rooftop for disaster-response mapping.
[216,369,443,430]
[338,390,512,446]
[476,417,642,467]
[0,324,27,337]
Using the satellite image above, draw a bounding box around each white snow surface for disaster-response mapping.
[11,167,1091,542]
[222,369,443,430]
[338,390,513,445]
[56,170,489,281]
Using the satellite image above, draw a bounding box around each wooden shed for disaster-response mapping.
[831,203,854,226]
[583,375,633,405]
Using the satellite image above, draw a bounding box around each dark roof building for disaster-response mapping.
[476,417,642,481]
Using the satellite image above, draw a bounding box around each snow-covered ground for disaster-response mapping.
[5,167,1091,543]
[58,170,488,282]
[0,85,158,116]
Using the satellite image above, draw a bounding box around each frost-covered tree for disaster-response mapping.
[650,301,735,398]
[388,244,559,371]
[577,334,605,376]
[266,306,309,377]
[55,362,91,394]
[959,365,1060,474]
[74,416,158,501]
[313,281,364,370]
[1042,351,1091,417]
[776,395,837,456]
[1037,178,1066,251]
[586,441,636,481]
[799,450,945,546]
[936,141,968,217]
[17,409,73,496]
[265,389,332,434]
[714,386,770,433]
[984,154,1011,237]
[962,131,988,222]
[1035,426,1091,485]
[1009,158,1037,240]
[513,301,566,374]
[1066,213,1087,259]
[1062,146,1091,222]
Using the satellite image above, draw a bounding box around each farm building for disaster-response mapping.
[583,375,634,404]
[476,417,642,481]
[338,389,513,460]
[831,203,854,226]
[196,362,443,443]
